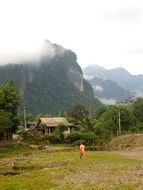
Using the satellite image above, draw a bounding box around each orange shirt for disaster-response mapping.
[80,144,85,154]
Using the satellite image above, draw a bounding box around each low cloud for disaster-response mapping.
[0,40,66,65]
[99,98,117,105]
[41,40,66,58]
[134,89,143,97]
[92,85,103,92]
[83,74,94,80]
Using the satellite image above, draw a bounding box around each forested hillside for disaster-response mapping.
[83,64,143,93]
[89,77,131,102]
[0,41,102,115]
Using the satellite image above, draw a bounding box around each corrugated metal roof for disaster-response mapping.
[39,117,73,127]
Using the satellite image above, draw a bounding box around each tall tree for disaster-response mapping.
[0,111,13,140]
[3,80,20,133]
[3,80,20,114]
[0,80,20,139]
[95,105,134,140]
[132,98,143,123]
[68,105,89,125]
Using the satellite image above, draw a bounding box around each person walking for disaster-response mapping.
[80,142,85,160]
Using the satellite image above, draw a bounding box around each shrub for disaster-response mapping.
[48,135,63,144]
[130,122,143,133]
[68,131,95,144]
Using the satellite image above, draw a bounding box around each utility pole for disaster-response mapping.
[118,110,121,136]
[23,105,27,130]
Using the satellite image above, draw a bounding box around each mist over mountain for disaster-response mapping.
[89,77,131,104]
[83,64,143,103]
[0,41,102,115]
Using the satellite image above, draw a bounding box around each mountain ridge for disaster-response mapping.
[83,64,143,103]
[0,42,102,115]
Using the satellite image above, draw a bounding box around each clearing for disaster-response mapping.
[0,144,143,190]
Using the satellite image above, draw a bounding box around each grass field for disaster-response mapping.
[0,144,143,190]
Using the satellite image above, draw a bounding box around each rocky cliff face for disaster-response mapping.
[40,41,84,92]
[67,68,84,92]
[0,41,101,114]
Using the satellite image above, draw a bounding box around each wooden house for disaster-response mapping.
[37,117,75,135]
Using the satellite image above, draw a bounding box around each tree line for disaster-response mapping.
[1,80,143,146]
[33,99,143,146]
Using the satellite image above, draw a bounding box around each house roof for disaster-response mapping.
[39,117,73,127]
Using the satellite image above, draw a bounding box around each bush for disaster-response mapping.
[20,129,40,139]
[68,131,96,144]
[48,135,63,144]
[19,129,49,145]
[130,122,143,133]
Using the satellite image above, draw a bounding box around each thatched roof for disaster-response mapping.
[39,117,73,127]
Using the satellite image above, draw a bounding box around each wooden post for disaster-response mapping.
[118,110,121,136]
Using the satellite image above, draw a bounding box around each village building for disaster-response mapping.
[37,117,76,135]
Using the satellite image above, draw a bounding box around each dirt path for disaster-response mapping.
[115,147,143,160]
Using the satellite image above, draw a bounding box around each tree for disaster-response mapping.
[0,86,5,109]
[94,106,107,119]
[54,124,68,140]
[132,98,143,124]
[0,80,20,139]
[3,80,20,133]
[0,111,13,140]
[3,80,20,115]
[94,105,134,141]
[93,121,108,145]
[118,106,134,132]
[78,116,96,131]
[68,105,89,125]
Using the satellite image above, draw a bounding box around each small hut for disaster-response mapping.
[37,117,75,135]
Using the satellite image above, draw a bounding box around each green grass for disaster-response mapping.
[0,145,143,190]
[0,144,31,156]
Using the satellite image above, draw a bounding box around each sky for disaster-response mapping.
[0,0,143,75]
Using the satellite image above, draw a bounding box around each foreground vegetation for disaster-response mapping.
[0,144,143,190]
